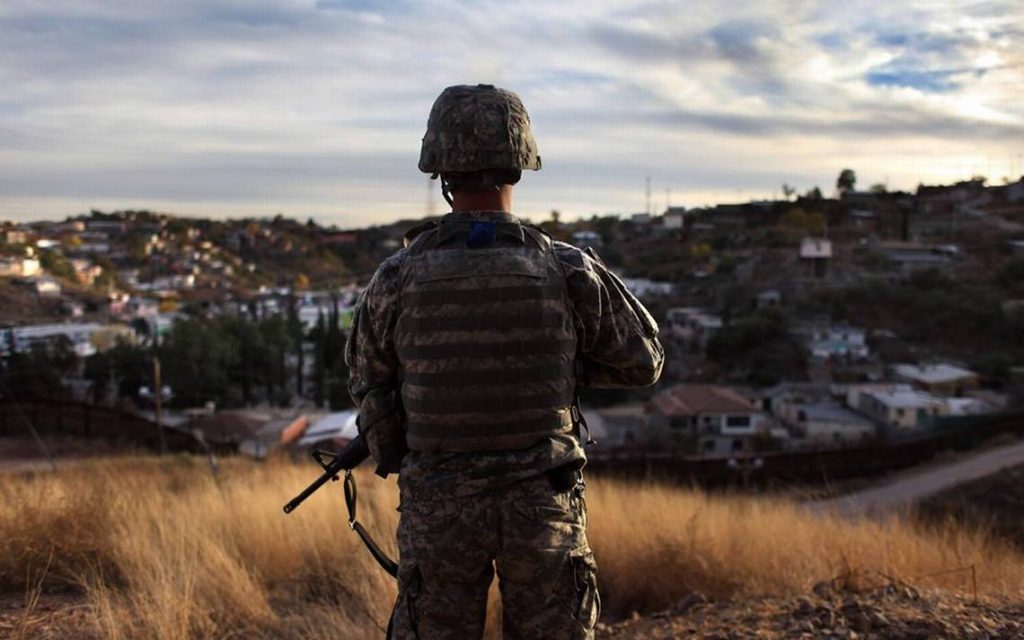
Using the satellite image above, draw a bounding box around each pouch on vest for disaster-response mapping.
[357,386,407,478]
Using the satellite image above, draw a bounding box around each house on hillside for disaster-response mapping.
[662,207,686,230]
[773,393,876,445]
[572,230,603,249]
[2,228,28,245]
[756,289,782,309]
[580,404,651,447]
[0,257,41,278]
[847,384,948,429]
[70,259,102,286]
[20,276,61,297]
[893,363,979,396]
[649,384,768,455]
[620,277,674,298]
[872,241,955,278]
[793,322,869,363]
[4,322,103,358]
[799,237,832,278]
[665,307,722,350]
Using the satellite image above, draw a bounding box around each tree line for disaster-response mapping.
[1,298,355,412]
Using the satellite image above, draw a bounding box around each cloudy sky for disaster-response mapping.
[1,0,1022,226]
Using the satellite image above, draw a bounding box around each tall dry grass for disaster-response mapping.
[0,455,1022,639]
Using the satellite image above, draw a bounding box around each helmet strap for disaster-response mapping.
[440,175,455,208]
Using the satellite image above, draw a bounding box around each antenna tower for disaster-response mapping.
[645,175,652,216]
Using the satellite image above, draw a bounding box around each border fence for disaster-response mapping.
[587,411,1024,487]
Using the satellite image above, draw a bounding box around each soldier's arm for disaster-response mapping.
[346,253,408,476]
[346,254,403,403]
[555,243,664,389]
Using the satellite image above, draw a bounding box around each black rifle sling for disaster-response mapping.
[344,470,399,578]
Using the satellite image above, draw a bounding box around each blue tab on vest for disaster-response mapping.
[466,221,497,248]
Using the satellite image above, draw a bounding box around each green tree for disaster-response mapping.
[39,250,78,282]
[311,311,327,408]
[836,168,857,195]
[286,296,306,397]
[804,186,824,200]
[779,208,826,239]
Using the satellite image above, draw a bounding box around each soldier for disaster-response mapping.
[346,84,664,640]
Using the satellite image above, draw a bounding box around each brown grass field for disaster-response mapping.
[1,455,1022,639]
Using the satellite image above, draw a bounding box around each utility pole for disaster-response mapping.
[153,356,166,455]
[645,175,652,216]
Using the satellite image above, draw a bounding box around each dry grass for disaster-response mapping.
[0,455,1022,639]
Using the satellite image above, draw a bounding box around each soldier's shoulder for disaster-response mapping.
[367,248,410,293]
[553,241,607,274]
[552,241,588,269]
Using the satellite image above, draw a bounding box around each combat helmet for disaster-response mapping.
[420,84,541,203]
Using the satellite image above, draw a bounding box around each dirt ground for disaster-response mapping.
[4,581,1022,639]
[597,579,1024,639]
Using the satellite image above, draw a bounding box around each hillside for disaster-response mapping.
[1,456,1022,638]
[918,463,1024,551]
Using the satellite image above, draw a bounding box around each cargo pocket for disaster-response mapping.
[569,547,600,636]
[390,562,423,639]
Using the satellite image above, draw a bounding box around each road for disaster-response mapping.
[815,438,1024,515]
[0,457,59,474]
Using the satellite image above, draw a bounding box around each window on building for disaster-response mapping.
[725,415,751,428]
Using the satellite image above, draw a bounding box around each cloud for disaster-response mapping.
[0,0,1022,223]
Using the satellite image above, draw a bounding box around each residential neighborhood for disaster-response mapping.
[1,173,1023,463]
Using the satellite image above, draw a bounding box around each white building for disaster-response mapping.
[893,363,979,396]
[666,307,723,349]
[571,230,603,248]
[777,401,876,445]
[853,385,948,429]
[662,207,686,229]
[0,257,41,277]
[799,237,833,259]
[620,277,674,298]
[4,322,103,358]
[651,384,768,455]
[26,276,61,297]
[798,324,869,362]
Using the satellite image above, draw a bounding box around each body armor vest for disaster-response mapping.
[396,219,577,452]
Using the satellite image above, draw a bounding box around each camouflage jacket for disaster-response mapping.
[346,211,664,494]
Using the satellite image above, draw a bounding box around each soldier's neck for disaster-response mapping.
[450,186,513,214]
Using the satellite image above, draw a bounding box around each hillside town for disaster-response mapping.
[2,172,1024,470]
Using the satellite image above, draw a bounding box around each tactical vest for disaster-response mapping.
[396,219,577,452]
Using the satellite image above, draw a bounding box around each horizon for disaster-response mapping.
[2,1,1023,226]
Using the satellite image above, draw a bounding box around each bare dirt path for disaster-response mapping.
[816,438,1024,515]
[0,458,59,474]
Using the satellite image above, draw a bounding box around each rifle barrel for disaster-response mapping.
[282,436,369,514]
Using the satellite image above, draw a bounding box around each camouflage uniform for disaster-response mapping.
[348,211,664,639]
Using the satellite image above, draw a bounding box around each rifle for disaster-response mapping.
[282,435,398,577]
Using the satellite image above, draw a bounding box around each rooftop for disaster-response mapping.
[652,384,757,417]
[864,388,944,409]
[894,363,978,385]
